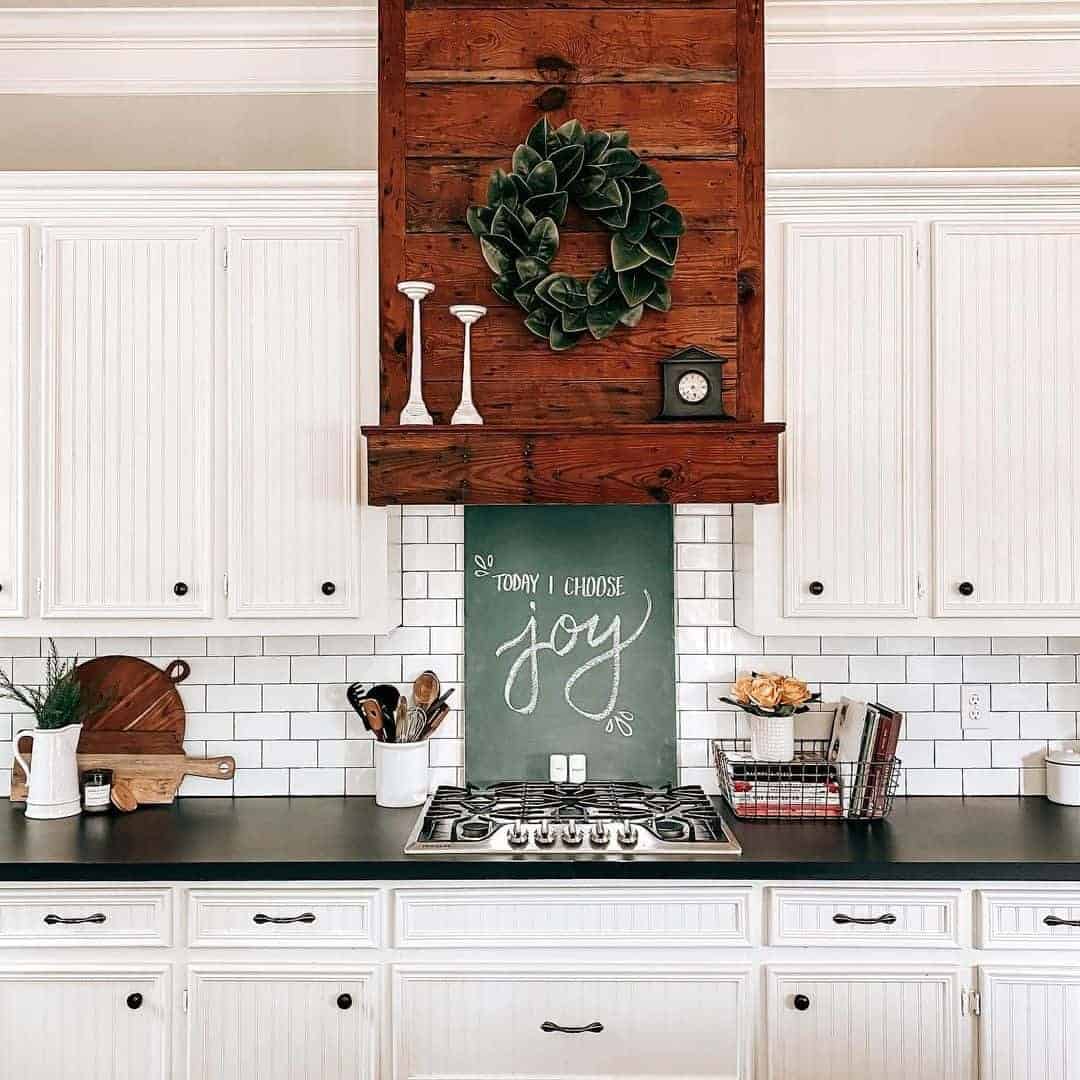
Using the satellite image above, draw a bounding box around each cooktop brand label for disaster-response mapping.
[465,505,675,786]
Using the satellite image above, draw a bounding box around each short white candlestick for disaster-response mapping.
[449,304,487,426]
[397,280,435,425]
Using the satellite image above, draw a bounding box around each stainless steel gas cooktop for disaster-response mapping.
[404,780,741,857]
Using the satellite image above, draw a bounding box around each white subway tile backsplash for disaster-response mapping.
[0,510,1075,800]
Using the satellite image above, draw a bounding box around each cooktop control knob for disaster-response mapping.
[589,822,610,847]
[616,821,639,847]
[534,821,556,847]
[562,821,584,846]
[507,823,529,848]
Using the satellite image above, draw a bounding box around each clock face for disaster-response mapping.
[677,370,710,404]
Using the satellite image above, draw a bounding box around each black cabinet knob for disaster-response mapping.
[808,581,825,596]
[173,582,189,597]
[957,581,975,597]
[321,581,336,596]
[793,994,811,1012]
[126,993,143,1010]
[336,993,352,1010]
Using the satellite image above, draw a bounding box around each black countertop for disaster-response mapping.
[2,796,1080,881]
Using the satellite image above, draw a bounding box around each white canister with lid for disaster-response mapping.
[1046,748,1080,806]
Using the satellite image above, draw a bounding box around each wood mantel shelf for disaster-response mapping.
[362,422,783,505]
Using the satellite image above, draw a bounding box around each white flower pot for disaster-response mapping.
[748,713,794,762]
[12,723,83,819]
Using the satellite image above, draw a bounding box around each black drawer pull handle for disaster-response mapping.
[1044,915,1080,928]
[541,1021,604,1035]
[833,913,897,926]
[126,993,143,1010]
[793,994,811,1012]
[337,993,352,1010]
[253,912,316,925]
[44,913,107,925]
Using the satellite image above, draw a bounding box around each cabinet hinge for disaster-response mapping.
[182,989,189,1014]
[916,573,926,600]
[223,247,229,270]
[222,573,229,597]
[38,246,44,269]
[962,989,981,1017]
[34,577,43,598]
[915,241,922,268]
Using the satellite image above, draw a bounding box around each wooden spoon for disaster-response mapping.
[412,670,441,711]
[361,699,386,742]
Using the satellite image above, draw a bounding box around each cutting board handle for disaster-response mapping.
[165,659,191,684]
[184,756,235,780]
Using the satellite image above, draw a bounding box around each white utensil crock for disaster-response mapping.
[1046,748,1080,806]
[13,723,83,819]
[375,740,429,807]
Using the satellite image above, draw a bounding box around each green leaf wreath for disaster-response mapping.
[467,117,686,351]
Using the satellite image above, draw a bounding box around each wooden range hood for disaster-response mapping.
[365,0,782,505]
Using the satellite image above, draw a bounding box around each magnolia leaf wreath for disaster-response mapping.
[466,117,686,352]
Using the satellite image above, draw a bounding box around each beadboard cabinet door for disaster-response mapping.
[781,222,918,619]
[979,967,1080,1079]
[0,967,169,1080]
[40,226,216,617]
[934,222,1080,618]
[226,226,365,617]
[767,966,962,1080]
[0,227,26,616]
[187,967,377,1080]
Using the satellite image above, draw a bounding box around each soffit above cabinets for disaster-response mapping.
[367,0,780,506]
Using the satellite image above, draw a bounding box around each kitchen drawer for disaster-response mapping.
[393,886,752,948]
[768,887,961,947]
[187,888,380,948]
[977,889,1080,948]
[0,888,171,947]
[393,965,751,1080]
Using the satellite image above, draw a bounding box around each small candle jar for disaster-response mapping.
[81,768,113,814]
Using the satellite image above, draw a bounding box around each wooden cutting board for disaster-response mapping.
[10,656,235,805]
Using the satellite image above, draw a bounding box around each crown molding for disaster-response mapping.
[0,171,378,217]
[766,167,1080,211]
[0,6,377,94]
[768,0,1080,86]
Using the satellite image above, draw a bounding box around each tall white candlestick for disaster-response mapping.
[397,280,435,425]
[449,304,486,425]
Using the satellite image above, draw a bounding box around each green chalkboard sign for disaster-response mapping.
[465,505,676,787]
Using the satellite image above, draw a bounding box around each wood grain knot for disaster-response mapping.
[736,270,758,304]
[535,54,576,83]
[534,86,568,112]
[393,331,407,354]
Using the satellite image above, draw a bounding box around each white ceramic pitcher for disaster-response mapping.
[13,723,82,819]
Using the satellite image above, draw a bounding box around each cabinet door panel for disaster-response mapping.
[188,968,376,1080]
[42,227,215,617]
[0,227,26,615]
[935,223,1080,616]
[980,967,1080,1080]
[768,967,960,1080]
[0,969,168,1080]
[782,223,917,618]
[228,227,360,617]
[394,965,751,1079]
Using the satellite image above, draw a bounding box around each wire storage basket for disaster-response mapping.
[713,739,901,821]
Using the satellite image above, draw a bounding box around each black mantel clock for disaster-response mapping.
[656,346,732,420]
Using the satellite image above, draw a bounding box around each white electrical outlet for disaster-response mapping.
[549,754,568,783]
[568,754,587,784]
[962,685,987,731]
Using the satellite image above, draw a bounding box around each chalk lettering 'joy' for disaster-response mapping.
[494,591,653,730]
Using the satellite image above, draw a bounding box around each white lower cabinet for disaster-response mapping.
[187,966,377,1080]
[767,966,963,1080]
[979,967,1080,1080]
[0,967,169,1080]
[393,964,752,1080]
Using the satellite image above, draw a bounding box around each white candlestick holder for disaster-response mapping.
[449,304,486,426]
[397,280,435,425]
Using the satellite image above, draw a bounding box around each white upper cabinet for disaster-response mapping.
[782,223,917,619]
[0,228,26,616]
[227,226,363,618]
[41,227,216,617]
[934,222,1080,618]
[737,172,1080,635]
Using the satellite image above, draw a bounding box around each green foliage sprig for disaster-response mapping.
[467,118,686,351]
[0,639,85,730]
